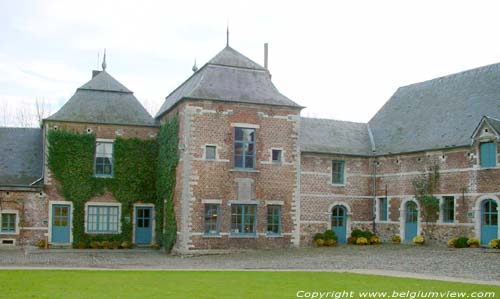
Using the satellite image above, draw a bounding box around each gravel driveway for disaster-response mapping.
[1,244,499,282]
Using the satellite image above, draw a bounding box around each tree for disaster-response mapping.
[412,164,440,241]
[35,97,51,128]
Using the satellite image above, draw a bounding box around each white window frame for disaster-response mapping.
[84,202,122,234]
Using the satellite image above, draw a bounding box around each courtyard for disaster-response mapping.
[1,244,499,284]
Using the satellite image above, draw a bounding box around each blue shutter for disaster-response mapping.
[480,142,496,168]
[382,198,388,221]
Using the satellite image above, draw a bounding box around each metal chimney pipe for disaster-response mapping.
[264,43,269,70]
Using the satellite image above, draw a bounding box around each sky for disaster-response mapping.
[2,0,500,127]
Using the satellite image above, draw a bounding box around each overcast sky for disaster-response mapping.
[2,0,500,127]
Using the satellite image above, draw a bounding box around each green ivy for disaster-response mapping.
[157,116,179,252]
[47,130,160,247]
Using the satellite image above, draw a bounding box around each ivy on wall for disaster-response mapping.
[47,130,160,247]
[157,115,179,252]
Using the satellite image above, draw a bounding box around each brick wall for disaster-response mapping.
[159,100,301,252]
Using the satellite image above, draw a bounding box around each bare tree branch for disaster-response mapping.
[35,97,51,128]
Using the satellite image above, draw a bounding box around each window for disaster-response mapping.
[231,204,256,235]
[272,149,282,163]
[267,205,281,235]
[87,205,119,233]
[204,204,220,235]
[234,127,256,169]
[205,145,216,160]
[480,142,496,168]
[1,213,16,233]
[95,141,113,177]
[442,196,455,223]
[332,160,345,184]
[378,197,388,221]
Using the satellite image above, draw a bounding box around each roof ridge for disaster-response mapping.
[301,116,367,125]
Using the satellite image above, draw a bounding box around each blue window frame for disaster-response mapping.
[87,205,119,233]
[442,196,455,223]
[480,142,497,168]
[379,197,388,221]
[332,160,345,184]
[1,213,16,233]
[231,204,256,235]
[204,204,220,235]
[267,205,281,235]
[95,141,114,177]
[234,127,256,169]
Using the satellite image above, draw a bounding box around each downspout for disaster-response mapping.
[367,124,377,235]
[30,120,46,187]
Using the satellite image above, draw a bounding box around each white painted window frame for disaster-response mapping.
[84,202,122,234]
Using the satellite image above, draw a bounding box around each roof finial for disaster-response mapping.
[226,20,229,47]
[192,58,198,72]
[102,48,107,71]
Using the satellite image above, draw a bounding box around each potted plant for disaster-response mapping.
[467,237,480,248]
[90,241,100,249]
[447,238,457,248]
[370,236,381,245]
[323,230,338,247]
[356,237,368,245]
[121,241,131,249]
[391,235,401,244]
[313,233,325,247]
[35,239,47,249]
[76,241,87,249]
[151,242,161,250]
[489,239,499,249]
[112,241,120,249]
[412,235,424,245]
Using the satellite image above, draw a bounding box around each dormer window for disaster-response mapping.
[480,141,497,168]
[95,141,114,177]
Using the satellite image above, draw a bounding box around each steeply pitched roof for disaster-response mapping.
[47,71,157,127]
[368,63,500,155]
[0,128,43,187]
[156,46,301,118]
[485,116,500,133]
[299,117,373,156]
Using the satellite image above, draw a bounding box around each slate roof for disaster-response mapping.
[485,116,500,133]
[368,63,500,155]
[299,117,373,156]
[47,71,157,127]
[155,46,301,118]
[0,128,43,187]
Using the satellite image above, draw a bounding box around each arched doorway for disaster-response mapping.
[331,205,347,244]
[405,201,418,241]
[481,199,498,244]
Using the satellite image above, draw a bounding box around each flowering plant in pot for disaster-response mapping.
[412,235,424,245]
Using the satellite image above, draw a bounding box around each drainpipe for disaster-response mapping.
[372,154,377,235]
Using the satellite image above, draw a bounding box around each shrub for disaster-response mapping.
[370,236,381,245]
[361,230,373,239]
[35,240,47,249]
[347,236,357,245]
[313,233,325,241]
[351,229,364,238]
[90,241,100,249]
[412,235,424,245]
[315,239,325,247]
[325,239,336,246]
[455,237,469,248]
[112,241,121,249]
[151,243,161,250]
[489,239,499,249]
[101,241,111,249]
[391,235,401,243]
[121,241,131,249]
[76,241,87,249]
[447,238,457,248]
[323,230,338,241]
[356,237,368,245]
[467,237,480,247]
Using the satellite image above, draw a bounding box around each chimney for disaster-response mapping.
[264,43,269,70]
[92,70,102,78]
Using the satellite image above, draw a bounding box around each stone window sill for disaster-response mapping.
[229,169,260,173]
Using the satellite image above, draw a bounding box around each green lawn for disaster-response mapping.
[0,270,498,299]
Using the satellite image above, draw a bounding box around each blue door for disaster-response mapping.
[135,207,153,244]
[51,204,71,244]
[481,199,498,245]
[331,205,347,244]
[405,201,418,241]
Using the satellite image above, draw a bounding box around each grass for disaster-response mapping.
[0,270,498,299]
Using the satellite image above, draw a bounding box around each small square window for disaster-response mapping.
[206,145,216,160]
[272,149,282,163]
